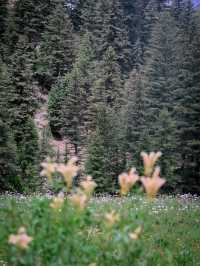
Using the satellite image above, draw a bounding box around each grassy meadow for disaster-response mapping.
[0,194,200,266]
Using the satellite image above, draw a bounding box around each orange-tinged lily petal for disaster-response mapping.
[40,158,57,181]
[141,168,166,198]
[119,168,139,195]
[57,157,79,190]
[141,151,162,176]
[104,211,120,227]
[69,190,88,211]
[80,176,97,197]
[129,226,143,240]
[8,227,32,249]
[50,193,65,210]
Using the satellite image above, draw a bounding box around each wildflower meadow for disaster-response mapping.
[0,152,200,266]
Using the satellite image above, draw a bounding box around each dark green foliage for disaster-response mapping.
[0,60,20,191]
[48,79,66,138]
[149,109,179,190]
[13,0,55,44]
[123,71,149,166]
[0,0,200,193]
[89,46,124,130]
[9,39,37,122]
[61,34,94,153]
[86,106,125,193]
[16,117,39,191]
[3,0,55,61]
[174,5,200,193]
[141,0,165,47]
[144,11,179,113]
[79,0,132,73]
[125,11,181,185]
[38,0,74,87]
[39,125,55,161]
[0,118,21,191]
[144,11,180,184]
[0,0,8,57]
[86,47,126,192]
[0,0,8,39]
[6,40,39,191]
[85,129,107,192]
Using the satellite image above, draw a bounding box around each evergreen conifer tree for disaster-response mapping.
[150,109,179,190]
[123,70,149,167]
[79,0,132,73]
[8,40,39,190]
[17,117,39,190]
[39,124,55,161]
[0,0,8,58]
[89,46,124,130]
[0,58,20,191]
[86,105,125,193]
[86,47,126,192]
[38,0,74,87]
[174,3,200,192]
[0,117,21,191]
[142,11,180,182]
[9,38,37,123]
[144,11,179,115]
[61,34,94,154]
[13,0,55,44]
[48,79,67,138]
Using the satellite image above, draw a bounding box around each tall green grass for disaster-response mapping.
[0,195,199,266]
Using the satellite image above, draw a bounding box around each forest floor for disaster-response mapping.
[0,194,200,265]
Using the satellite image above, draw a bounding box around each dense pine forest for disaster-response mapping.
[0,0,200,194]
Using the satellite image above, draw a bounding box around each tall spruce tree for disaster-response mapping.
[17,117,39,191]
[13,0,55,45]
[9,38,37,123]
[123,70,149,167]
[8,39,39,190]
[79,0,132,73]
[48,78,67,138]
[144,11,179,115]
[86,105,125,193]
[0,0,8,39]
[89,46,124,130]
[86,47,126,192]
[0,0,8,58]
[61,34,94,154]
[151,109,179,190]
[120,0,148,70]
[0,58,20,191]
[174,2,200,193]
[0,117,21,191]
[4,0,56,61]
[142,11,180,184]
[38,0,75,87]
